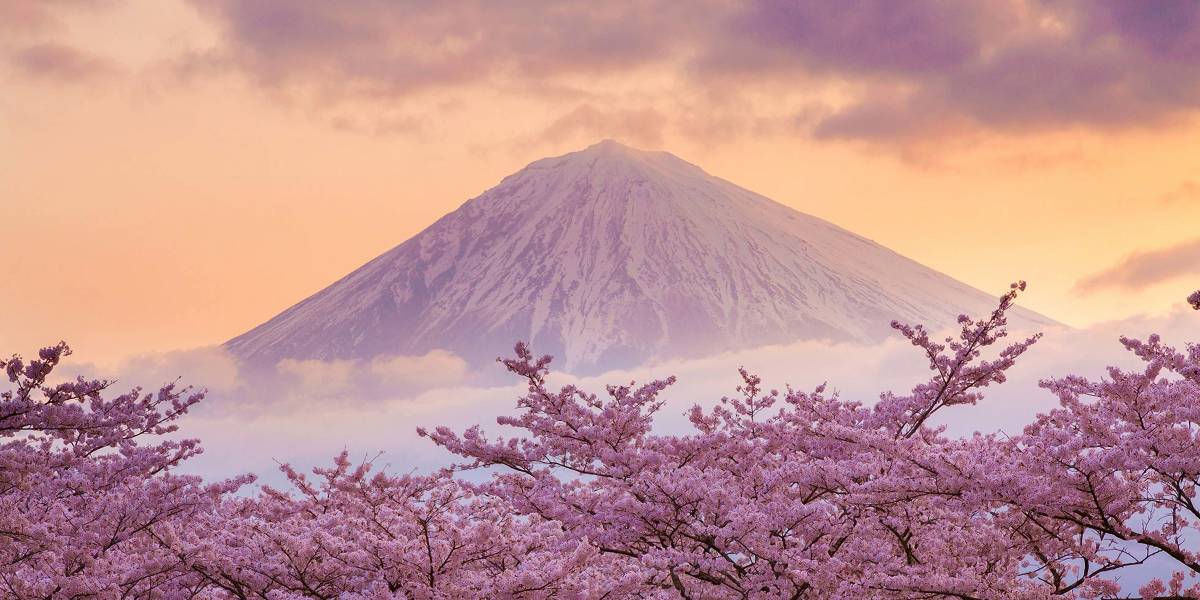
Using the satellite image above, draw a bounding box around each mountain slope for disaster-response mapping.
[227,140,1056,374]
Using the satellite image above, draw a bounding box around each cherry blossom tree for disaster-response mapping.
[159,453,636,598]
[425,285,1200,599]
[979,288,1200,599]
[422,284,1051,598]
[0,342,246,597]
[5,286,1200,598]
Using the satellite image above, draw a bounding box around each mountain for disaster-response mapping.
[227,140,1056,374]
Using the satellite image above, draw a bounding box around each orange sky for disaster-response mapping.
[3,0,1199,362]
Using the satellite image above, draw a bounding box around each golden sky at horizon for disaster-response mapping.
[3,0,1200,362]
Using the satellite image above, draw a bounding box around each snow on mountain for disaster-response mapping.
[226,140,1057,374]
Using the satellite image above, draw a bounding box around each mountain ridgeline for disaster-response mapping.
[227,140,1056,374]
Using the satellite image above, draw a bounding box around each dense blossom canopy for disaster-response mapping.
[3,286,1200,598]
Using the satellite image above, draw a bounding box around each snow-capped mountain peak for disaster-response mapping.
[227,141,1056,373]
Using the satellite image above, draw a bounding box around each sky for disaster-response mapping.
[3,0,1200,363]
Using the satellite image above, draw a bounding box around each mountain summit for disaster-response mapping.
[227,140,1055,373]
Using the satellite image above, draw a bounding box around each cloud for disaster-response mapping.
[1160,181,1200,205]
[174,0,1200,148]
[8,42,117,83]
[55,346,242,396]
[708,1,1003,77]
[720,1,1200,143]
[368,350,469,389]
[274,357,358,397]
[59,345,472,412]
[0,1,61,35]
[1076,238,1200,292]
[184,0,692,98]
[0,0,115,36]
[239,350,473,404]
[45,292,1200,495]
[6,1,1200,148]
[268,351,472,406]
[0,2,122,86]
[535,104,667,147]
[329,113,423,137]
[163,301,1200,488]
[43,344,475,486]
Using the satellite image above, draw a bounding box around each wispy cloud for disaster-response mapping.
[0,1,123,86]
[0,0,114,36]
[535,104,666,147]
[1076,238,1200,292]
[8,42,117,83]
[1160,181,1200,205]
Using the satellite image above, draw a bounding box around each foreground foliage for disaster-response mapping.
[3,285,1200,598]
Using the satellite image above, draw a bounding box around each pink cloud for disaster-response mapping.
[8,42,116,83]
[1160,181,1200,205]
[1076,238,1200,292]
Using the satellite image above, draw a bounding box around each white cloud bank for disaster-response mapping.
[45,299,1200,489]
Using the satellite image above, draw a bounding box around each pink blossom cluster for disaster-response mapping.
[4,287,1200,598]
